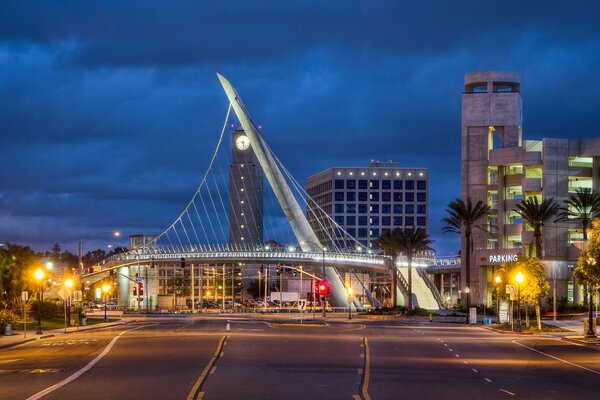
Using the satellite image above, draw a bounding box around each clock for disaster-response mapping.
[236,135,250,150]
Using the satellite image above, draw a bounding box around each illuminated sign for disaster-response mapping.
[488,254,519,263]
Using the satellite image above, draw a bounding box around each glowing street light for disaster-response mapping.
[495,275,502,318]
[34,268,45,334]
[347,287,353,320]
[102,283,111,322]
[515,271,525,332]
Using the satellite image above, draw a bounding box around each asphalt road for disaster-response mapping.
[1,317,599,400]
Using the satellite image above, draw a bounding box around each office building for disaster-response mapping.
[306,161,429,250]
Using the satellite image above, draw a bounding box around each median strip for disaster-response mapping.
[187,335,228,400]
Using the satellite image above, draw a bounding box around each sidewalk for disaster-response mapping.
[0,320,131,350]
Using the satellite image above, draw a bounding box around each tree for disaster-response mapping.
[513,197,559,258]
[373,230,401,307]
[0,243,40,308]
[505,257,549,330]
[573,220,600,337]
[442,198,490,310]
[555,187,600,240]
[394,228,434,310]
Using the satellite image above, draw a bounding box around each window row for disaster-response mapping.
[334,179,426,190]
[335,215,426,227]
[334,191,426,202]
[334,204,426,214]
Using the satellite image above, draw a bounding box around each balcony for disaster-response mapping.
[503,223,522,237]
[522,178,542,192]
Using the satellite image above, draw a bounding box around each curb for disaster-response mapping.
[0,320,131,350]
[481,326,534,335]
[561,336,600,350]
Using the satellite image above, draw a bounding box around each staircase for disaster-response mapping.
[396,267,441,310]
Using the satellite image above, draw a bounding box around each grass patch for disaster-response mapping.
[270,321,328,327]
[491,322,570,333]
[13,317,119,331]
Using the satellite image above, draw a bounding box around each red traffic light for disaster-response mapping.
[318,280,330,296]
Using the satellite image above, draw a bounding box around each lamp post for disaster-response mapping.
[464,286,470,324]
[34,268,45,334]
[347,287,353,320]
[78,231,120,275]
[516,271,524,332]
[495,275,502,320]
[102,283,111,322]
[64,278,74,332]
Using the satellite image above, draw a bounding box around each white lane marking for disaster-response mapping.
[236,328,264,331]
[484,378,492,383]
[26,324,154,400]
[463,361,469,365]
[500,389,515,396]
[455,354,460,358]
[512,340,600,375]
[472,368,479,373]
[448,349,453,352]
[0,359,22,364]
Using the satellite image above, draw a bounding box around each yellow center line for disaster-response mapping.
[356,337,372,400]
[187,335,228,400]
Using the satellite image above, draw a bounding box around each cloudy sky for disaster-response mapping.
[1,1,600,254]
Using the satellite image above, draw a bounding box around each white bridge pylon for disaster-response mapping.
[91,74,391,308]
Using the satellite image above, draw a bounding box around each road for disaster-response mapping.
[0,317,598,399]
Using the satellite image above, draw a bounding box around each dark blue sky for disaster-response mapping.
[1,1,600,254]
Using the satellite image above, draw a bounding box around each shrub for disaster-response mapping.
[0,309,18,332]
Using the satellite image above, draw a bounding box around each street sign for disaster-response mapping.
[297,300,307,311]
[135,277,143,284]
[499,301,509,323]
[21,291,28,301]
[505,284,515,295]
[57,288,69,300]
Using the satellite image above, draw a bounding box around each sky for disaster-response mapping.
[1,1,600,255]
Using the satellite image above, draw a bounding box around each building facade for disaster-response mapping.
[306,161,429,250]
[461,71,600,306]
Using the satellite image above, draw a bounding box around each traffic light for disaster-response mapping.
[180,258,185,268]
[139,284,144,296]
[133,287,137,296]
[292,269,297,277]
[318,280,330,297]
[276,264,281,275]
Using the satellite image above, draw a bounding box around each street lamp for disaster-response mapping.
[64,278,74,331]
[78,231,121,275]
[347,287,353,320]
[464,286,470,324]
[102,283,111,322]
[495,275,502,320]
[34,268,45,334]
[515,271,524,332]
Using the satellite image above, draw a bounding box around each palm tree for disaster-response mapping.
[373,230,400,307]
[555,187,600,240]
[395,228,434,310]
[442,198,490,313]
[514,197,560,258]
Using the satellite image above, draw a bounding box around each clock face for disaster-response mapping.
[236,135,250,150]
